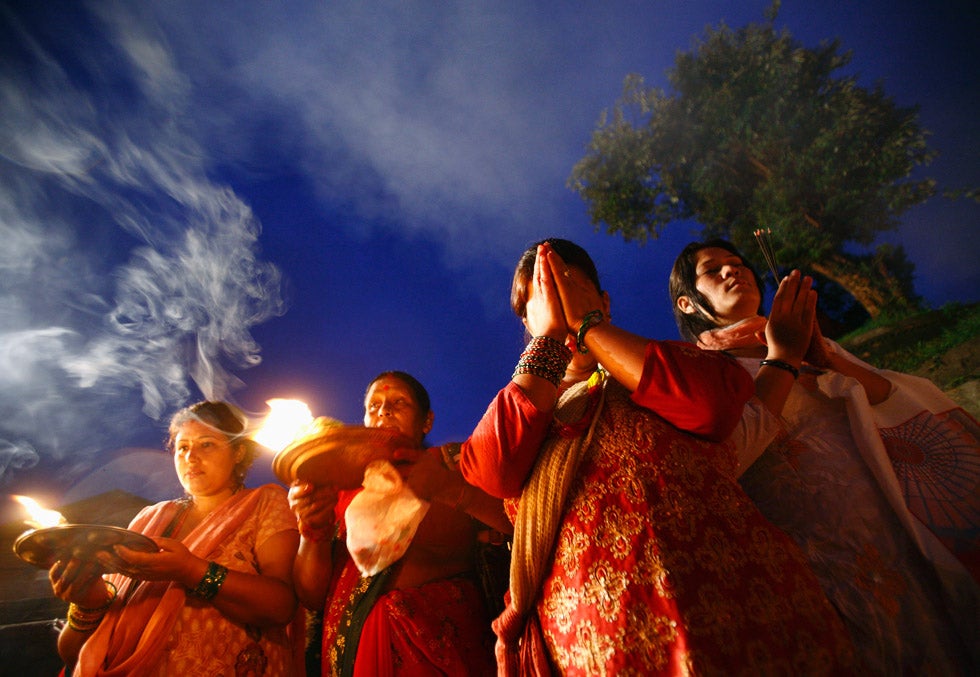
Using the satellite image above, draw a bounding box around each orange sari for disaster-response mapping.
[75,484,300,676]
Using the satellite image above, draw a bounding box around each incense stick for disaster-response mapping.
[753,228,781,283]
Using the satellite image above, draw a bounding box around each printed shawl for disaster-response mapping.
[700,318,980,590]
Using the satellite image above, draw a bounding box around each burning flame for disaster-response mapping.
[12,495,68,529]
[253,399,315,452]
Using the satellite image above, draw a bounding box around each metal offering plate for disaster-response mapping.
[13,524,158,570]
[272,422,412,488]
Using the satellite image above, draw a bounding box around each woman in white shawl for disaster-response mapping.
[670,239,979,675]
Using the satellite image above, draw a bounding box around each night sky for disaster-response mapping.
[1,0,976,512]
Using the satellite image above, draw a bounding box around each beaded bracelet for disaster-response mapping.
[576,310,604,354]
[759,359,800,379]
[188,561,228,601]
[513,336,572,387]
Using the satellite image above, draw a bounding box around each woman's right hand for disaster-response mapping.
[288,481,338,535]
[49,557,112,608]
[764,269,817,365]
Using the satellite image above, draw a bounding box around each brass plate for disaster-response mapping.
[272,425,411,487]
[13,524,157,571]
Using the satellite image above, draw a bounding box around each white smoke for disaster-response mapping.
[0,3,284,487]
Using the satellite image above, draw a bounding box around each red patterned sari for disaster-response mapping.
[319,491,495,676]
[464,341,856,675]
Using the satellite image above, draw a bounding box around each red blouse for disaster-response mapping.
[459,340,753,498]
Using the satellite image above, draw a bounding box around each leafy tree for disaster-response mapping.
[568,9,936,318]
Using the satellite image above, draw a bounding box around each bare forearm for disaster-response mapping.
[512,372,559,412]
[828,352,891,404]
[293,538,333,610]
[576,321,648,392]
[174,530,301,626]
[438,482,513,535]
[57,625,89,665]
[755,359,800,417]
[207,570,298,626]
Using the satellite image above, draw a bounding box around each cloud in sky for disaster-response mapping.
[151,1,585,252]
[0,1,284,487]
[0,0,975,495]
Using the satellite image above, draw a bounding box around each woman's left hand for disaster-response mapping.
[108,537,200,585]
[547,245,605,333]
[804,319,833,368]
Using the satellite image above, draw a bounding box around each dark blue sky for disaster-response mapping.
[1,0,976,508]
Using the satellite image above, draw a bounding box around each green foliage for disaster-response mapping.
[569,14,937,316]
[839,303,980,384]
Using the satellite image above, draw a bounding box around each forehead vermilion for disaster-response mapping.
[367,379,416,402]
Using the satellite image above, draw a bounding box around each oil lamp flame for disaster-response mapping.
[12,495,68,529]
[253,399,315,452]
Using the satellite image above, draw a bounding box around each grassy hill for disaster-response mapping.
[837,302,980,418]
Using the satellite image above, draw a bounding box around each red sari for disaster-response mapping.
[463,341,856,675]
[320,492,495,676]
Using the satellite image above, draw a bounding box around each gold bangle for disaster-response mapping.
[67,604,106,632]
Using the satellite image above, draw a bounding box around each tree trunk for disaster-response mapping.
[809,253,915,320]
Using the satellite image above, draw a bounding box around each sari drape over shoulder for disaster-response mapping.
[702,320,979,671]
[730,341,980,672]
[75,484,299,677]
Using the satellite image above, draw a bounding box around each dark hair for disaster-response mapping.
[511,238,602,318]
[669,239,765,343]
[366,370,431,415]
[167,400,258,485]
